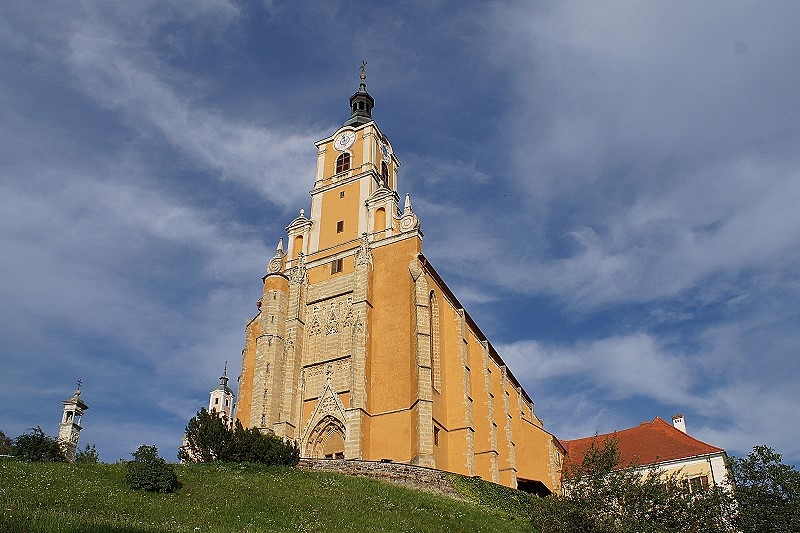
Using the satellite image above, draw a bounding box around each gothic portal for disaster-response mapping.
[235,70,563,493]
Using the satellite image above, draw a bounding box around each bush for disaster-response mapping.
[179,408,300,466]
[75,443,100,464]
[230,424,300,465]
[124,445,180,493]
[12,427,66,462]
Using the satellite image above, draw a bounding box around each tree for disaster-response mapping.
[179,408,299,466]
[179,408,236,462]
[12,427,66,462]
[75,443,100,464]
[0,429,12,456]
[124,445,180,493]
[530,437,735,533]
[728,445,800,532]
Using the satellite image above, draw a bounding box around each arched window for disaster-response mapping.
[429,290,441,391]
[381,161,389,186]
[336,152,351,173]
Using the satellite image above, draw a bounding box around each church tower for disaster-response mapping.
[209,363,235,422]
[236,66,564,493]
[58,386,88,463]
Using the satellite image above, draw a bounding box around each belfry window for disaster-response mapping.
[381,161,388,186]
[336,153,351,173]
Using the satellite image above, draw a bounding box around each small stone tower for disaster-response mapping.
[209,363,235,423]
[58,386,88,463]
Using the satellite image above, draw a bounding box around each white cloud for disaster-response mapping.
[417,2,800,311]
[497,333,694,404]
[65,24,318,207]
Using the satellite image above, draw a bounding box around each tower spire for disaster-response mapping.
[58,385,89,463]
[220,361,229,386]
[209,362,235,422]
[344,61,374,127]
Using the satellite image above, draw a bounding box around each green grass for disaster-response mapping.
[0,460,531,532]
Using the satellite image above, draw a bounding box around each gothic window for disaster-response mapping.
[429,290,442,391]
[336,153,351,173]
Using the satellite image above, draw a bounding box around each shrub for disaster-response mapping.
[124,445,180,493]
[12,427,66,462]
[179,408,300,466]
[75,443,100,464]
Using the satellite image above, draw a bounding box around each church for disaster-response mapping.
[235,68,564,495]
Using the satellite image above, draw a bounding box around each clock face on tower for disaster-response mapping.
[334,131,356,151]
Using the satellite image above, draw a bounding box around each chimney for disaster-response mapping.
[672,414,687,433]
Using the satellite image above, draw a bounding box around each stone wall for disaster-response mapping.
[298,458,461,498]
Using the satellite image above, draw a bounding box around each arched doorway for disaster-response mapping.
[305,415,346,459]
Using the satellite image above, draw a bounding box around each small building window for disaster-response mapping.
[381,161,389,186]
[331,258,343,274]
[214,398,219,405]
[336,220,344,233]
[434,426,440,447]
[683,475,709,493]
[336,153,351,173]
[340,191,345,198]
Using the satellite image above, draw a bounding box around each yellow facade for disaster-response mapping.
[235,79,563,493]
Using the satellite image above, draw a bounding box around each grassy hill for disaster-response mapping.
[0,460,532,532]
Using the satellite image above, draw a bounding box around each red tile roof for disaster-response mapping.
[562,417,724,468]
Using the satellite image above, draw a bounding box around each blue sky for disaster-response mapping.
[2,1,799,465]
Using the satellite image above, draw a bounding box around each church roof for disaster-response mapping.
[562,417,725,468]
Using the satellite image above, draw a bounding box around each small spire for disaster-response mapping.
[359,60,368,91]
[404,193,413,215]
[275,238,284,255]
[220,362,229,386]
